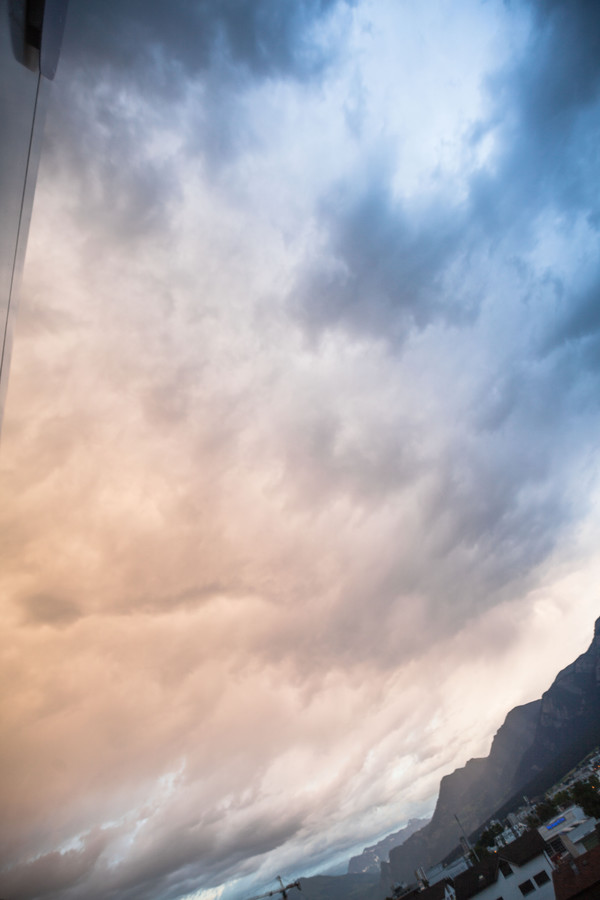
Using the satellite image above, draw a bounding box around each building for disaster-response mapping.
[539,807,599,862]
[0,0,68,429]
[425,857,470,888]
[552,840,600,900]
[399,831,555,900]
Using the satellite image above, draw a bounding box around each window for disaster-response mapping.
[518,880,535,896]
[533,870,550,886]
[548,836,564,855]
[499,861,513,877]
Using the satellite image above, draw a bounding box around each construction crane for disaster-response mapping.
[251,876,302,900]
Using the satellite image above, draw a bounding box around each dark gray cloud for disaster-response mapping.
[541,264,600,368]
[103,808,305,900]
[21,592,82,627]
[3,800,308,900]
[42,0,352,245]
[64,0,348,86]
[523,0,600,124]
[293,167,471,344]
[294,0,600,343]
[468,0,600,234]
[1,828,113,900]
[281,0,600,662]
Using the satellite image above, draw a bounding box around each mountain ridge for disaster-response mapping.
[388,616,600,884]
[347,818,430,874]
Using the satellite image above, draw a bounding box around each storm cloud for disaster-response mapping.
[1,2,600,900]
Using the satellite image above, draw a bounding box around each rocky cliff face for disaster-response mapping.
[389,617,600,885]
[388,701,540,883]
[513,616,600,792]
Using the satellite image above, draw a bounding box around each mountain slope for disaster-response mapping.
[389,617,600,884]
[299,873,381,900]
[348,818,430,874]
[514,618,600,790]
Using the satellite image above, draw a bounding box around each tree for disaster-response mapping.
[552,790,572,810]
[525,797,559,827]
[570,778,600,819]
[473,821,504,858]
[479,822,504,847]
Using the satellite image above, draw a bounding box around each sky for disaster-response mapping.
[1,1,600,898]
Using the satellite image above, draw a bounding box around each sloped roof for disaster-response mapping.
[397,880,451,900]
[402,831,549,900]
[453,857,498,900]
[450,831,547,899]
[498,829,547,866]
[414,880,451,900]
[553,842,600,900]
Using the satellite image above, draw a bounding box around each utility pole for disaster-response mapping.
[454,813,479,862]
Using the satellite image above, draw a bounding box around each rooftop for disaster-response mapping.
[553,841,600,900]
